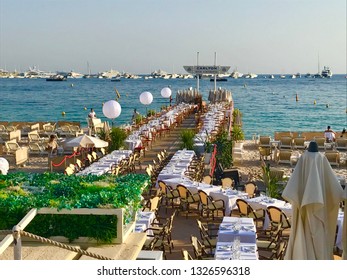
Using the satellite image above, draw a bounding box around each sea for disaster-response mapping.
[0,75,346,140]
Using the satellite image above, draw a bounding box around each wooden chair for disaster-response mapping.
[196,219,217,255]
[235,198,265,229]
[198,190,225,220]
[266,205,291,234]
[190,235,214,260]
[181,249,194,260]
[244,182,257,198]
[157,180,180,213]
[176,184,200,218]
[202,175,212,184]
[221,177,234,189]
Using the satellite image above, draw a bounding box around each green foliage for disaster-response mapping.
[0,173,149,243]
[108,127,128,151]
[135,114,143,125]
[261,163,282,199]
[215,130,233,169]
[231,124,245,142]
[180,129,196,150]
[147,109,156,117]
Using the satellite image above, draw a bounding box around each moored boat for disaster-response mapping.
[46,74,67,81]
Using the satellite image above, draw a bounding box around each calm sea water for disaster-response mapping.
[0,75,346,139]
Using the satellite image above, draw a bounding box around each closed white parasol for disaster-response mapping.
[65,134,109,148]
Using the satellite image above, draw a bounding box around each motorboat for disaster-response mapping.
[110,77,121,82]
[321,66,333,78]
[46,74,67,81]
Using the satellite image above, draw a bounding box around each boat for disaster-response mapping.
[46,74,67,81]
[110,77,121,82]
[210,77,228,82]
[321,66,333,78]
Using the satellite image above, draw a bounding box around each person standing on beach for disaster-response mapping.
[47,134,58,155]
[131,109,140,124]
[88,108,96,119]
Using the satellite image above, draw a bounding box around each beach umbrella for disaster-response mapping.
[282,142,343,259]
[65,134,108,148]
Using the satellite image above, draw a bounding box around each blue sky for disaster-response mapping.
[0,0,346,74]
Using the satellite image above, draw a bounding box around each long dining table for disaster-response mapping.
[215,216,258,260]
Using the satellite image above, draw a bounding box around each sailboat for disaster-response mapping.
[83,62,93,78]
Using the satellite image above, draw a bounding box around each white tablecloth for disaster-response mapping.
[217,217,257,244]
[214,242,258,260]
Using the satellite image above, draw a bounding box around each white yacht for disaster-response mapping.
[321,66,333,78]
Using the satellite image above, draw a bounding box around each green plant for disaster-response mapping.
[231,124,245,142]
[215,130,233,169]
[135,114,143,125]
[147,109,156,117]
[0,173,150,243]
[108,127,127,151]
[180,129,195,150]
[233,108,243,126]
[261,163,282,199]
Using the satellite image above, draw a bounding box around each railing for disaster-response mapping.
[0,207,135,260]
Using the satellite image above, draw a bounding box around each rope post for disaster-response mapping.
[12,225,22,260]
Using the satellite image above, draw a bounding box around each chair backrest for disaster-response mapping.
[324,151,340,166]
[266,205,291,229]
[28,130,41,142]
[314,137,326,147]
[190,235,204,259]
[181,249,194,260]
[221,177,234,189]
[198,190,210,206]
[336,138,347,149]
[176,184,189,199]
[293,137,306,148]
[236,198,252,216]
[202,175,212,184]
[280,136,293,148]
[92,151,98,161]
[158,180,169,195]
[259,136,271,147]
[64,166,74,175]
[76,158,83,170]
[244,182,257,198]
[5,141,20,153]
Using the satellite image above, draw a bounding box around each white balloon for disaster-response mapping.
[139,91,153,105]
[0,157,9,175]
[161,87,172,98]
[102,100,121,119]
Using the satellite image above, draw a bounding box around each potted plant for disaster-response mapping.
[180,129,195,150]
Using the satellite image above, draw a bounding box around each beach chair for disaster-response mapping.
[279,136,293,149]
[314,137,326,150]
[277,149,293,166]
[259,136,271,148]
[336,138,347,151]
[5,141,21,155]
[324,151,340,167]
[28,130,46,143]
[28,142,48,156]
[293,137,306,149]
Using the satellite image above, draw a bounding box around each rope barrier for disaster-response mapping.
[0,229,113,260]
[51,151,78,167]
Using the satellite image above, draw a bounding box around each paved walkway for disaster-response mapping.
[135,112,219,260]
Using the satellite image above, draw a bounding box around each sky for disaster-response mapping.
[0,0,346,74]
